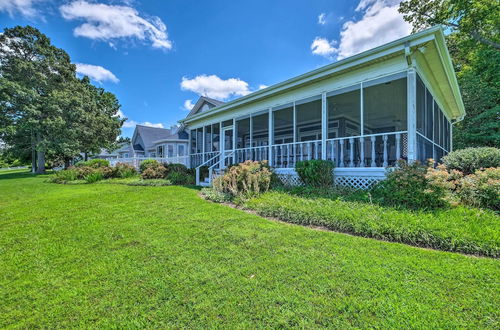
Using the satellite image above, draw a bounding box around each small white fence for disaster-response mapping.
[109,156,189,169]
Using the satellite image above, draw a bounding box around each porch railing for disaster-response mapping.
[195,152,221,185]
[190,131,407,172]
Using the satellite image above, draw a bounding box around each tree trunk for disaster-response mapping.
[36,150,45,174]
[84,152,88,161]
[64,158,71,169]
[31,147,36,173]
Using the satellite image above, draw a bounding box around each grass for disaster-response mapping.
[245,191,500,257]
[1,171,499,328]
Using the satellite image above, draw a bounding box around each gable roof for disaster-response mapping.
[181,26,465,125]
[186,96,225,118]
[132,125,174,151]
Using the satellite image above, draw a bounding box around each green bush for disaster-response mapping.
[371,161,447,210]
[74,166,95,179]
[114,163,137,178]
[75,159,110,168]
[48,169,78,184]
[442,147,500,175]
[141,166,167,179]
[295,159,335,187]
[458,167,500,211]
[166,171,194,185]
[200,188,232,203]
[165,163,188,174]
[245,191,500,257]
[139,159,161,172]
[85,171,104,183]
[212,161,272,201]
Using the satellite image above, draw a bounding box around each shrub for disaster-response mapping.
[295,159,334,187]
[141,166,167,179]
[371,161,447,210]
[75,159,110,168]
[85,171,104,183]
[458,168,500,211]
[200,188,232,203]
[442,147,500,175]
[48,169,78,184]
[74,166,96,179]
[165,163,188,174]
[166,171,195,185]
[114,163,137,178]
[97,166,115,179]
[212,161,273,201]
[140,159,161,172]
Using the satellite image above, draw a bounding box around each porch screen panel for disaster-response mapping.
[273,105,293,145]
[212,124,220,151]
[416,76,425,134]
[236,117,250,149]
[326,86,361,139]
[363,76,407,166]
[425,89,433,139]
[196,128,203,153]
[252,113,268,147]
[295,95,322,141]
[204,125,212,153]
[190,130,196,154]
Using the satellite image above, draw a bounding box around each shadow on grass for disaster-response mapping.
[0,170,39,181]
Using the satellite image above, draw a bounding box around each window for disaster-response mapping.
[236,117,250,149]
[363,75,407,134]
[273,104,293,144]
[167,144,174,157]
[157,145,164,158]
[190,129,196,154]
[252,112,268,147]
[122,153,129,158]
[178,144,185,156]
[212,124,220,151]
[295,95,322,141]
[196,128,203,153]
[327,85,361,138]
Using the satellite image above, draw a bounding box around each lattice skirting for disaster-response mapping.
[275,169,386,190]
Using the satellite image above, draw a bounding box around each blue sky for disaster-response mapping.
[0,0,410,137]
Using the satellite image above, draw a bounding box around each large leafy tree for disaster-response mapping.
[399,0,499,149]
[0,26,123,172]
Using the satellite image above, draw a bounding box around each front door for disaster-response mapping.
[221,126,234,168]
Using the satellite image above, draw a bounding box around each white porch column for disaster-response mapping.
[407,68,417,162]
[268,108,273,166]
[188,129,192,168]
[321,92,327,160]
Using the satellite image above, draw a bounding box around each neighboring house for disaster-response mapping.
[181,26,465,188]
[129,124,189,164]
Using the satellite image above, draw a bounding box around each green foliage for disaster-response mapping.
[246,191,500,257]
[371,161,447,210]
[457,167,500,211]
[75,159,110,168]
[165,171,194,185]
[442,147,500,175]
[1,170,499,328]
[200,188,232,203]
[139,159,161,172]
[125,179,172,186]
[84,171,104,184]
[48,169,78,184]
[295,159,335,187]
[212,161,273,201]
[114,162,136,178]
[165,163,188,174]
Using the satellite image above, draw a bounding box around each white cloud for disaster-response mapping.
[318,13,326,25]
[60,0,172,50]
[311,37,338,58]
[183,99,195,111]
[337,0,411,59]
[0,0,41,17]
[75,63,119,83]
[258,84,268,90]
[181,74,251,100]
[118,110,163,128]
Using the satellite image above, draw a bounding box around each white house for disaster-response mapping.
[181,26,465,188]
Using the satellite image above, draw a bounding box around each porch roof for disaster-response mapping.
[181,26,465,125]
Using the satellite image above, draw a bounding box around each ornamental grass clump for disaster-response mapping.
[212,160,273,201]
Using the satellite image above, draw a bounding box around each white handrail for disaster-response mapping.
[195,152,221,185]
[208,151,234,184]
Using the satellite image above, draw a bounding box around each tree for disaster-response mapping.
[0,26,123,172]
[399,0,499,149]
[399,0,500,49]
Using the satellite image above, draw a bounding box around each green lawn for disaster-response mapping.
[1,171,499,328]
